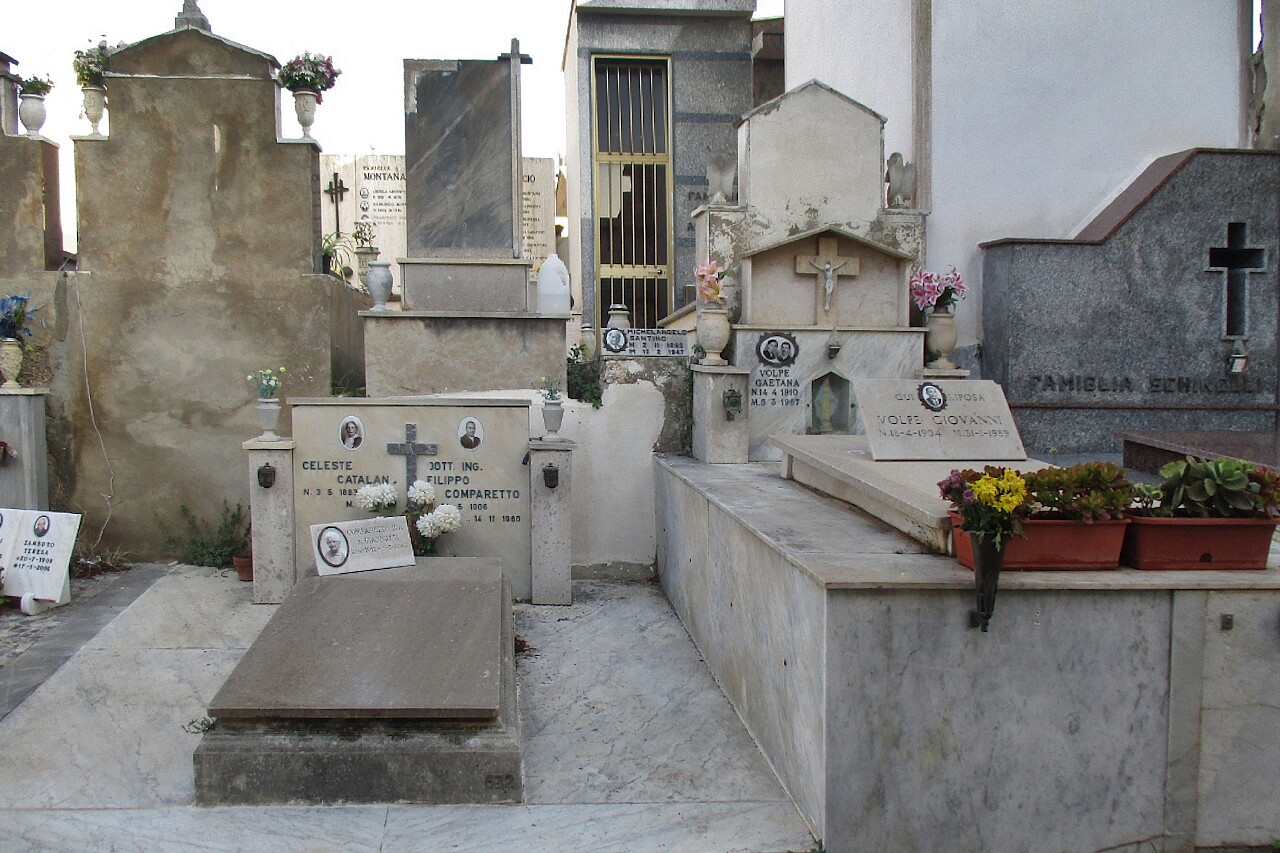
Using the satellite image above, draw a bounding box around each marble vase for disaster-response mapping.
[81,86,106,136]
[542,399,565,440]
[255,397,282,440]
[292,90,318,140]
[366,261,393,311]
[0,338,23,388]
[697,306,731,366]
[925,307,958,369]
[18,95,46,137]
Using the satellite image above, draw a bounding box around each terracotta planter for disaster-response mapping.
[1121,515,1279,570]
[951,512,1128,570]
[232,553,253,582]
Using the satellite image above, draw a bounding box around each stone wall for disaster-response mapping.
[58,27,367,556]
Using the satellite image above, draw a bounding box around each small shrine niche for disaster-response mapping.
[808,371,851,434]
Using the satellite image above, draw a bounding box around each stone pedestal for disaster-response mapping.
[691,366,750,464]
[400,258,532,312]
[243,437,296,604]
[0,389,48,509]
[529,439,575,605]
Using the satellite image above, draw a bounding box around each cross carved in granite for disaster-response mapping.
[387,424,437,485]
[1208,221,1265,337]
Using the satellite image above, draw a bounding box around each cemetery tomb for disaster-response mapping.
[982,149,1280,452]
[290,398,533,599]
[194,560,522,805]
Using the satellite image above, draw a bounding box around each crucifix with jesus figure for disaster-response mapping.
[795,237,859,321]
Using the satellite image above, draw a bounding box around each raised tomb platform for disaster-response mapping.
[193,559,521,805]
[655,454,1280,853]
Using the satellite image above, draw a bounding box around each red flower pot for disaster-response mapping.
[1121,515,1278,570]
[950,512,1128,570]
[232,553,254,582]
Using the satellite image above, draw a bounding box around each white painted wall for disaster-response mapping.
[786,0,1248,346]
[784,0,915,166]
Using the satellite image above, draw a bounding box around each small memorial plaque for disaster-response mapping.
[310,516,415,576]
[0,509,82,606]
[602,328,689,357]
[853,379,1027,461]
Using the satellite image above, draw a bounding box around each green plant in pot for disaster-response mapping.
[1123,455,1280,570]
[0,294,38,389]
[73,40,110,135]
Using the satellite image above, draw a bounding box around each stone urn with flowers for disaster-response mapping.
[73,41,110,137]
[539,376,565,440]
[277,51,342,140]
[695,260,731,366]
[17,76,53,137]
[0,294,38,389]
[247,367,287,439]
[910,266,967,369]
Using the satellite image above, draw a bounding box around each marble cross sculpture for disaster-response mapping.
[795,237,859,315]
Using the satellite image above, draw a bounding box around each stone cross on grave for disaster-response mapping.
[1208,222,1265,338]
[325,173,348,234]
[795,237,859,316]
[386,423,437,485]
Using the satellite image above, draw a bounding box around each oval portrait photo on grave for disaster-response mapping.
[917,382,948,412]
[317,525,350,568]
[459,417,484,451]
[756,332,798,367]
[339,416,365,451]
[602,326,629,354]
[33,514,51,538]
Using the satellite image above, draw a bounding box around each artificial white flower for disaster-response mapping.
[416,503,462,539]
[407,479,436,508]
[354,482,397,512]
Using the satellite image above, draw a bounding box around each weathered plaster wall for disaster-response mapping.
[64,28,367,556]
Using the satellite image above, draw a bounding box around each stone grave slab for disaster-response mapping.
[773,435,1048,552]
[309,516,414,576]
[195,558,522,804]
[1117,428,1280,475]
[290,398,533,598]
[853,379,1026,460]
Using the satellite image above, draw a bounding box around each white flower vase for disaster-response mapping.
[256,397,282,440]
[925,307,959,369]
[18,95,47,138]
[81,86,106,136]
[292,90,318,140]
[366,260,393,311]
[0,339,23,388]
[542,399,565,440]
[696,306,731,366]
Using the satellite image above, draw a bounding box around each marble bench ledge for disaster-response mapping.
[656,455,1280,593]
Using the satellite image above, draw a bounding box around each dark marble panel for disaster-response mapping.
[210,561,503,719]
[983,151,1280,453]
[405,60,516,255]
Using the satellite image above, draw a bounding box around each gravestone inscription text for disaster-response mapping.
[853,379,1027,461]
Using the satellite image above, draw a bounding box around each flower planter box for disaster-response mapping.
[1120,515,1279,570]
[950,512,1128,570]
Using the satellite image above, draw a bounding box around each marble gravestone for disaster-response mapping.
[0,509,81,613]
[693,81,927,462]
[983,149,1280,452]
[291,398,533,599]
[853,379,1025,460]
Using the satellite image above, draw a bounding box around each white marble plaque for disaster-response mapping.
[291,399,534,598]
[309,516,414,576]
[320,153,408,295]
[0,509,81,606]
[853,379,1027,461]
[602,328,689,357]
[522,157,556,278]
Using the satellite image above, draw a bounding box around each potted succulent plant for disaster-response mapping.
[949,461,1133,570]
[73,41,110,136]
[17,76,53,137]
[276,51,341,140]
[1122,456,1280,570]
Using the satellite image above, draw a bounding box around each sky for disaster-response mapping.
[8,0,784,248]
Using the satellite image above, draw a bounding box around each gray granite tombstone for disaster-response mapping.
[982,149,1280,453]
